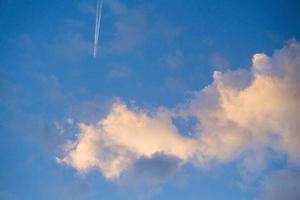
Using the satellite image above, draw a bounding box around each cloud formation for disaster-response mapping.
[259,169,300,200]
[57,103,195,179]
[57,40,300,181]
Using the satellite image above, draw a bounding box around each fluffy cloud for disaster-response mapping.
[57,103,195,180]
[57,40,300,181]
[184,40,300,167]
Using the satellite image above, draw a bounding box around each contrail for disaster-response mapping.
[93,0,103,58]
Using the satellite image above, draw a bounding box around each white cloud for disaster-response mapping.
[183,39,300,167]
[57,40,300,181]
[57,103,195,180]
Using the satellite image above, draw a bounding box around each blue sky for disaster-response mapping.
[1,0,300,199]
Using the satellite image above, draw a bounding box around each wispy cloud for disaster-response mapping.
[109,64,131,79]
[107,9,148,53]
[209,52,230,70]
[161,50,185,69]
[259,169,300,200]
[106,0,128,15]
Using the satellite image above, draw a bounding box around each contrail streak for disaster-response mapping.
[93,0,103,58]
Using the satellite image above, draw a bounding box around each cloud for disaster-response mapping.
[116,153,182,199]
[210,52,230,70]
[161,50,184,69]
[101,0,148,54]
[126,153,182,183]
[182,39,300,167]
[77,1,96,15]
[57,102,195,180]
[109,64,131,79]
[107,9,147,53]
[57,39,300,182]
[106,0,128,15]
[258,169,300,200]
[105,1,185,55]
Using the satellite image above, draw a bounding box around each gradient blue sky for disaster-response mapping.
[1,0,300,199]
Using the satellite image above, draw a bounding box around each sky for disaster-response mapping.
[1,0,300,199]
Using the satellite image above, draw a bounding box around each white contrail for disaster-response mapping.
[93,0,101,57]
[93,0,103,58]
[95,0,101,42]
